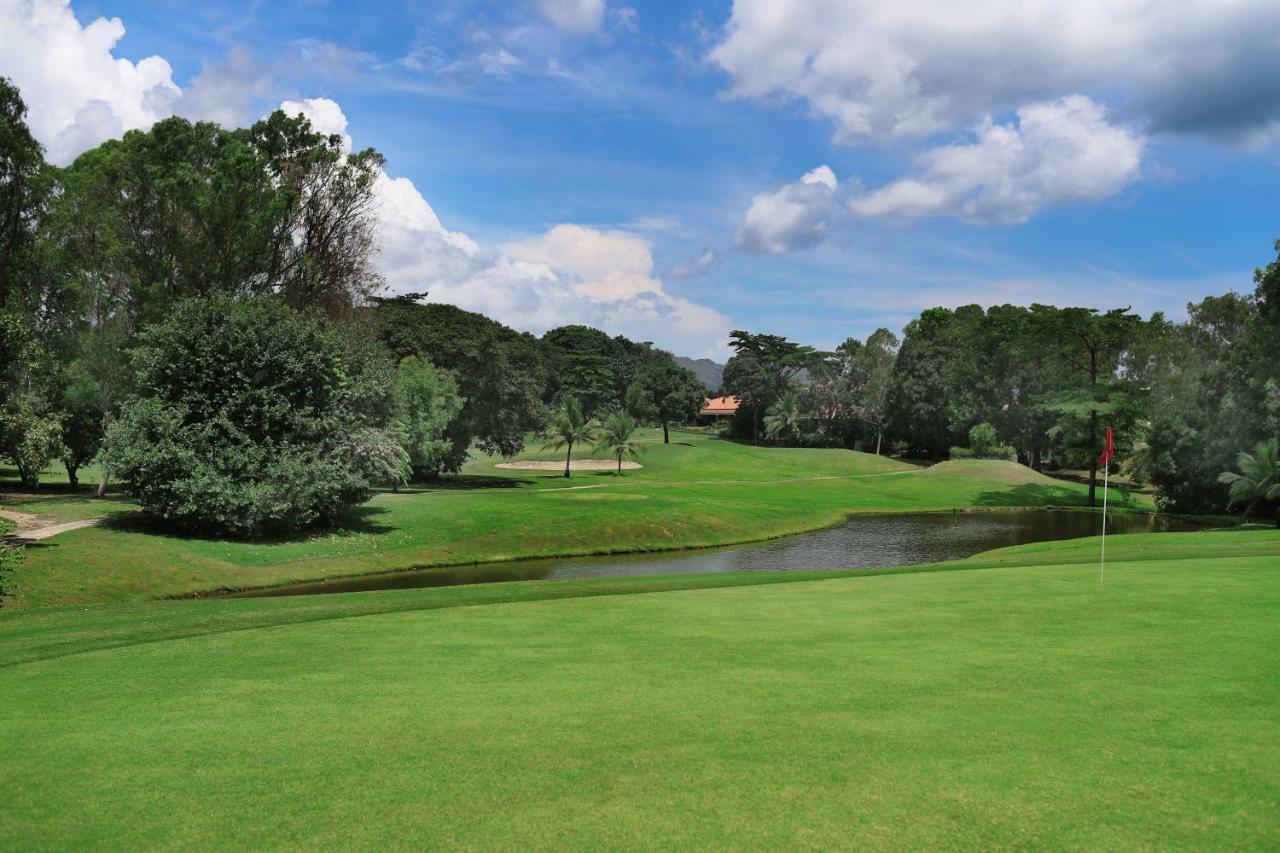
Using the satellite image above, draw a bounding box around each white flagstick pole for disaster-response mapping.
[1100,462,1109,584]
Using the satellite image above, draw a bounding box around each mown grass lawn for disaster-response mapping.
[3,430,1151,607]
[1,530,1276,848]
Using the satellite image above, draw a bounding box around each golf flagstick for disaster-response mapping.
[1100,462,1108,584]
[1098,426,1114,585]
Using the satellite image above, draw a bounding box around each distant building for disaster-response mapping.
[698,395,739,425]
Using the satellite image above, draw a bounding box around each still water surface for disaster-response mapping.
[236,510,1199,598]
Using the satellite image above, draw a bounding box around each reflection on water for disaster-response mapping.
[235,510,1200,598]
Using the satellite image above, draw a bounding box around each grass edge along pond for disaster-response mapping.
[4,430,1155,607]
[0,528,1276,848]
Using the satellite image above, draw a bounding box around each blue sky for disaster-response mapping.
[5,0,1279,357]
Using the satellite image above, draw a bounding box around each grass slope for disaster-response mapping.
[4,430,1148,607]
[1,529,1276,848]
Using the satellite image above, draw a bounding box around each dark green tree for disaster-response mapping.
[101,297,405,537]
[637,361,706,443]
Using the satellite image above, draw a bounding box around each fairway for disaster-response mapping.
[2,430,1150,607]
[2,530,1276,848]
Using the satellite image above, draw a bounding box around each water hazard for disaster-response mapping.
[234,509,1200,598]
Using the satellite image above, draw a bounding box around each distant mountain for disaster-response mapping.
[675,356,725,392]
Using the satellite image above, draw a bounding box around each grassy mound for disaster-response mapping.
[1,529,1276,848]
[923,458,1061,485]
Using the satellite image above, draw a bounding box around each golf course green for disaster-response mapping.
[2,430,1152,607]
[1,530,1276,848]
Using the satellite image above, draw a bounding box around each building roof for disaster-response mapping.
[700,396,740,415]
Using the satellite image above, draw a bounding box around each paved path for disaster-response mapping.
[0,509,101,544]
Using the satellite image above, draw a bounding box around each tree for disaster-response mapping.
[542,395,596,478]
[722,330,818,442]
[374,299,553,472]
[763,391,803,445]
[849,328,898,454]
[886,309,957,458]
[597,411,643,475]
[0,76,49,307]
[0,403,62,488]
[1217,438,1280,525]
[100,297,404,537]
[392,356,463,480]
[637,361,705,443]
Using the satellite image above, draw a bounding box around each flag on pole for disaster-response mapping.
[1099,426,1113,584]
[1098,426,1114,466]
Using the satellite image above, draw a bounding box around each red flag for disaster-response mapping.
[1098,426,1114,466]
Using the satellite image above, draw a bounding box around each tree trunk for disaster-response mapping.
[564,442,573,478]
[66,464,79,491]
[662,421,669,444]
[1242,497,1258,524]
[97,470,110,497]
[617,455,622,475]
[875,430,882,456]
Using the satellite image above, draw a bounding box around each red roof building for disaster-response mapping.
[699,396,740,418]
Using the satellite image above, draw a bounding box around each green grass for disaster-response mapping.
[1,528,1276,848]
[3,430,1151,607]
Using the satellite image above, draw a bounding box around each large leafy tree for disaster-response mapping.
[374,298,553,471]
[637,361,706,443]
[392,355,463,481]
[0,76,49,308]
[722,330,818,443]
[100,297,404,537]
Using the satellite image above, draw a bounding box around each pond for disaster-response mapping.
[235,509,1202,599]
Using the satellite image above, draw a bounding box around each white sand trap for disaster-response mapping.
[496,460,643,471]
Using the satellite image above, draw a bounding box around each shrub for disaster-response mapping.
[101,297,405,538]
[0,518,20,605]
[968,422,999,457]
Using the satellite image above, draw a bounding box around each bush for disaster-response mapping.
[101,297,405,538]
[968,422,998,457]
[0,518,20,605]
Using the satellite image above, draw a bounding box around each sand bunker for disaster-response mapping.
[496,460,643,471]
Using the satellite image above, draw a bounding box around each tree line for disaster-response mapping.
[719,261,1280,516]
[0,78,706,538]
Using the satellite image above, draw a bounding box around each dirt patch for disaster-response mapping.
[496,460,643,471]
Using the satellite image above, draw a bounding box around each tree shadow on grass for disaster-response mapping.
[93,501,398,545]
[971,483,1095,508]
[380,474,534,494]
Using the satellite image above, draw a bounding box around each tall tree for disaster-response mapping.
[722,330,817,443]
[637,361,706,443]
[0,76,48,307]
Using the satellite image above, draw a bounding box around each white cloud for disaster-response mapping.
[736,165,842,254]
[530,0,606,34]
[0,0,181,163]
[709,0,1280,145]
[666,249,717,279]
[851,97,1145,224]
[278,97,354,150]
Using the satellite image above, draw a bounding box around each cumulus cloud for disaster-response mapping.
[0,0,181,163]
[263,98,729,354]
[850,97,1145,224]
[529,0,606,34]
[710,0,1280,145]
[736,165,842,254]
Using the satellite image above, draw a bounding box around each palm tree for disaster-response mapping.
[597,411,643,475]
[542,395,596,478]
[1217,437,1280,525]
[763,391,802,446]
